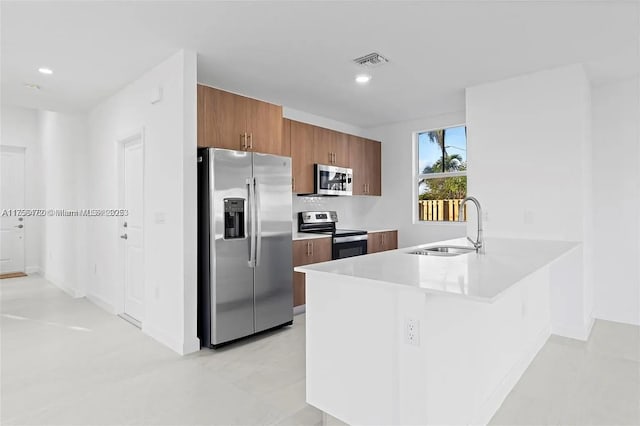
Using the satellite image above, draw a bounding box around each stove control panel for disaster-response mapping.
[300,211,338,224]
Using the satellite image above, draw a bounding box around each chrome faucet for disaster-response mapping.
[459,196,484,253]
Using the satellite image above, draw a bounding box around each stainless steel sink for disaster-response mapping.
[408,245,477,257]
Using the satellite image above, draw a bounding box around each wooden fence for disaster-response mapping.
[418,199,467,222]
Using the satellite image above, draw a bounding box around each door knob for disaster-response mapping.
[14,224,23,229]
[120,234,128,240]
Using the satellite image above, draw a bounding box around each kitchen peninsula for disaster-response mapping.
[296,237,582,425]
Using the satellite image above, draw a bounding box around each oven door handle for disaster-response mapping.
[333,235,368,244]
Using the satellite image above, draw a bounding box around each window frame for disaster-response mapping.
[413,124,468,225]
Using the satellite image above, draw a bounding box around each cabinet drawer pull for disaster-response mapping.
[310,241,314,256]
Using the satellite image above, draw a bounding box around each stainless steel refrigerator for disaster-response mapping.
[197,148,293,348]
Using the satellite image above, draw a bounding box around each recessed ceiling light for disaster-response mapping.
[355,74,371,84]
[38,67,53,75]
[23,83,41,90]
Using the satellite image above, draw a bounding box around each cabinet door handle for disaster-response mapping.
[292,177,295,191]
[249,133,253,150]
[333,152,336,164]
[310,241,314,256]
[241,133,247,150]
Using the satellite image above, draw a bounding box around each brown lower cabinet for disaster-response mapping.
[292,237,332,306]
[367,230,398,254]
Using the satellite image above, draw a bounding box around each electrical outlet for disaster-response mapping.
[405,318,420,346]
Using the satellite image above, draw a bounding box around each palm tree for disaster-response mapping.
[427,130,446,172]
[430,153,463,173]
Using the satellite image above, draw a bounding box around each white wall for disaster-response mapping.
[591,76,640,325]
[0,105,42,273]
[87,50,198,354]
[37,110,88,297]
[366,112,467,248]
[465,65,594,339]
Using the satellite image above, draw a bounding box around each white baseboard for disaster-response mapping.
[45,272,81,299]
[551,316,594,341]
[473,326,551,426]
[142,323,184,355]
[86,293,116,314]
[592,312,640,327]
[25,266,40,274]
[183,337,201,355]
[293,305,306,316]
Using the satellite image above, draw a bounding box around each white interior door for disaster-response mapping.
[121,137,144,322]
[0,147,26,274]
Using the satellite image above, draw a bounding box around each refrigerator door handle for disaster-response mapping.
[247,177,256,267]
[254,177,262,267]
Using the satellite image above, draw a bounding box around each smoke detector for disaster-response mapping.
[353,52,389,67]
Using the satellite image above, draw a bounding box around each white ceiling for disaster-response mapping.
[2,1,639,127]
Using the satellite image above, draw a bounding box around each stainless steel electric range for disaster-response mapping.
[298,211,368,259]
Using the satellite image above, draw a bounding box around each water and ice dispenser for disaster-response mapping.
[224,198,245,239]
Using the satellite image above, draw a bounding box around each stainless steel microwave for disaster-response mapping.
[314,164,353,196]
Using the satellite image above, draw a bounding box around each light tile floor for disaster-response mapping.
[2,275,639,425]
[490,321,640,426]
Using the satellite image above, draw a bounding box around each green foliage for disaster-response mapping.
[419,175,467,200]
[420,128,467,200]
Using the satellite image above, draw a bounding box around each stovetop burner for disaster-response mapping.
[297,211,367,237]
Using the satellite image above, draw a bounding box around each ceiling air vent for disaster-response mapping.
[353,52,389,67]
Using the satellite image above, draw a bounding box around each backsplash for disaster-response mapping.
[292,195,380,230]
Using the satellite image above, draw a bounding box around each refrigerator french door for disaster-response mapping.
[197,148,293,348]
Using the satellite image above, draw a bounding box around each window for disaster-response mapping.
[416,125,467,222]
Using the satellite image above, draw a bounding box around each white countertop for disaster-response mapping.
[292,232,331,241]
[295,237,579,302]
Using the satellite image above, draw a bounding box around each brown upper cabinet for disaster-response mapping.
[283,118,382,195]
[197,85,286,156]
[313,127,350,168]
[290,120,316,194]
[349,136,381,196]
